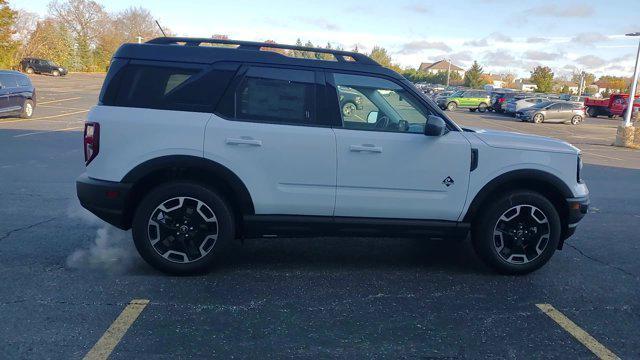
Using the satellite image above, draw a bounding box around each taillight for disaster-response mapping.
[84,122,100,165]
[499,97,505,103]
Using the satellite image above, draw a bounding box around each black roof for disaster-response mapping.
[113,37,402,80]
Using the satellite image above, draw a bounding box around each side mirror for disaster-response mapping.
[425,115,448,136]
[367,111,378,123]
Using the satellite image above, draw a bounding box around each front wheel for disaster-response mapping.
[472,190,561,274]
[132,182,235,275]
[20,99,34,119]
[478,103,487,113]
[571,115,582,125]
[533,113,544,124]
[25,67,34,74]
[52,70,60,77]
[446,102,457,111]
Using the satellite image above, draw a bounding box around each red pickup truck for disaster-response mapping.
[585,94,640,118]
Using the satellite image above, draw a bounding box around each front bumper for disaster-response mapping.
[76,173,133,229]
[562,196,589,241]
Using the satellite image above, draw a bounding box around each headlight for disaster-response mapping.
[59,67,64,71]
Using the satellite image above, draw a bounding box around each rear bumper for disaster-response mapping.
[562,196,589,240]
[76,173,132,229]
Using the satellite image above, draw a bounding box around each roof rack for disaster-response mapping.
[146,37,380,66]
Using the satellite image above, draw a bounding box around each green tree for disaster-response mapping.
[368,46,401,72]
[560,85,570,94]
[0,0,18,68]
[530,66,554,93]
[464,61,487,88]
[23,19,75,68]
[572,71,595,87]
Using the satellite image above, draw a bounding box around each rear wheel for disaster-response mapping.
[586,107,597,118]
[446,102,457,111]
[533,113,544,124]
[478,103,487,113]
[20,99,34,119]
[132,182,235,275]
[571,115,582,125]
[472,190,561,274]
[25,67,34,74]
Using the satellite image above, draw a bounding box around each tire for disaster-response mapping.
[342,102,357,117]
[52,70,60,77]
[478,103,487,113]
[472,190,561,275]
[25,67,34,74]
[132,182,235,275]
[586,107,597,118]
[446,102,457,111]
[533,113,544,124]
[469,108,477,112]
[570,115,582,125]
[20,99,34,119]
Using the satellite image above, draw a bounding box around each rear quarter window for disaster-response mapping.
[102,60,239,113]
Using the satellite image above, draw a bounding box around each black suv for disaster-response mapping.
[19,58,68,76]
[0,70,36,118]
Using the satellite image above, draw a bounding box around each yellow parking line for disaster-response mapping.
[0,109,89,124]
[84,299,150,360]
[13,126,83,138]
[37,96,82,105]
[536,304,620,360]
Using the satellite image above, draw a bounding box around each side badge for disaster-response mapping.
[442,176,454,187]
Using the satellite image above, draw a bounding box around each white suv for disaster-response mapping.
[76,38,589,275]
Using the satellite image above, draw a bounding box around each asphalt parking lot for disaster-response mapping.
[1,74,638,359]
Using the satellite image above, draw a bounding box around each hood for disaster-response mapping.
[466,128,579,154]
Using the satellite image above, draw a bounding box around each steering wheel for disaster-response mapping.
[375,115,390,130]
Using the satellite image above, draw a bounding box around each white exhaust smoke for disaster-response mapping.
[66,200,139,273]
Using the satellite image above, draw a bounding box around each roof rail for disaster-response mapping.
[146,37,380,66]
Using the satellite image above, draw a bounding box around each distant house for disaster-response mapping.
[418,60,465,77]
[485,74,506,89]
[514,79,537,92]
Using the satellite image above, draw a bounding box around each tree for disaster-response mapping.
[48,0,108,71]
[530,66,554,93]
[572,71,595,87]
[499,73,516,88]
[0,0,18,68]
[597,75,628,93]
[368,46,402,72]
[23,19,75,68]
[464,61,487,89]
[560,85,570,94]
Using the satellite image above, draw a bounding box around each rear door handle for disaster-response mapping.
[226,137,262,146]
[349,144,382,153]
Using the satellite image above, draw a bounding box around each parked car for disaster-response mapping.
[516,101,585,125]
[491,91,525,113]
[504,97,548,116]
[584,93,640,118]
[19,58,68,76]
[0,70,36,118]
[76,37,588,276]
[434,91,454,108]
[337,86,364,116]
[444,90,490,112]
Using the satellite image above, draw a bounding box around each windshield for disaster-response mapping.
[450,90,464,97]
[46,61,58,66]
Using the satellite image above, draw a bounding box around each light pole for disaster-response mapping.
[623,32,640,128]
[446,58,452,87]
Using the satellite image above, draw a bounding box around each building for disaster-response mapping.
[485,74,506,89]
[418,60,465,77]
[514,79,537,92]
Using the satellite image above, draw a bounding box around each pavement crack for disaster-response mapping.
[0,217,58,242]
[566,243,637,279]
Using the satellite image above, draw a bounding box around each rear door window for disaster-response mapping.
[233,66,317,125]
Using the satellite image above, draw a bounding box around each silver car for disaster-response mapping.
[505,97,548,115]
[516,101,586,125]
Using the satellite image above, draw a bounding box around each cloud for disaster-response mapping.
[298,17,340,31]
[526,37,549,43]
[575,55,606,68]
[524,50,561,61]
[571,32,610,44]
[464,38,489,47]
[526,4,594,18]
[398,40,451,54]
[404,3,429,13]
[482,50,521,67]
[490,32,512,43]
[449,50,473,63]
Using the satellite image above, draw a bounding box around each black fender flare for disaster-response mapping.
[463,169,573,222]
[122,155,255,215]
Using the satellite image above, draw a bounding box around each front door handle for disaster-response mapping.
[226,137,262,146]
[349,144,382,153]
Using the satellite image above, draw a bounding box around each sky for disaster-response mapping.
[9,0,640,79]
